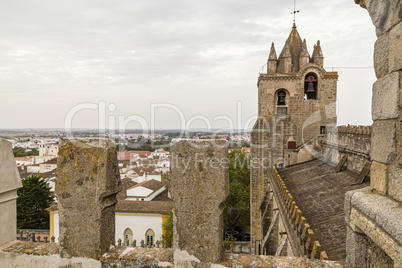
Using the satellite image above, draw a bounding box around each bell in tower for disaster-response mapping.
[304,74,317,99]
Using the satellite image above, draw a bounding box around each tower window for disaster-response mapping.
[277,90,286,105]
[304,73,318,100]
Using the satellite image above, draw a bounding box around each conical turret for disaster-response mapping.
[300,39,310,68]
[277,23,303,73]
[312,40,324,67]
[278,40,292,73]
[267,42,278,73]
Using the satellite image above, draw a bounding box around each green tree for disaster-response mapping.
[162,208,173,247]
[224,148,250,236]
[17,175,53,229]
[13,147,39,157]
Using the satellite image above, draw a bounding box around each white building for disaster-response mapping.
[48,179,172,247]
[150,149,169,159]
[39,142,59,157]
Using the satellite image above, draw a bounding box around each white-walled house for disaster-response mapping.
[150,149,169,159]
[39,142,59,157]
[48,179,172,246]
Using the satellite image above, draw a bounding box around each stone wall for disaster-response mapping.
[0,138,22,247]
[0,241,347,268]
[56,138,121,260]
[170,139,229,264]
[321,125,371,172]
[346,1,402,267]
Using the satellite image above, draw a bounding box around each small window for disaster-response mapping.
[304,73,318,100]
[288,141,296,149]
[124,228,133,246]
[146,229,155,246]
[320,126,326,134]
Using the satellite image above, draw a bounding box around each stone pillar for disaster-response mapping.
[347,2,402,267]
[170,139,229,264]
[56,138,121,259]
[0,138,22,246]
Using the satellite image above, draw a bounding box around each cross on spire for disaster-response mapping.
[291,0,300,24]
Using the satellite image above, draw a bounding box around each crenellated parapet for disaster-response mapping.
[321,125,371,172]
[260,161,328,260]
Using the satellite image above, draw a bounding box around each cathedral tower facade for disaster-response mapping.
[250,24,338,254]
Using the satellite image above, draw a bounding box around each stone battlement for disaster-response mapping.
[327,125,371,135]
[264,163,328,260]
[320,125,371,173]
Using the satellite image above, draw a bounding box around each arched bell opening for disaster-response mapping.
[304,73,318,100]
[275,89,289,115]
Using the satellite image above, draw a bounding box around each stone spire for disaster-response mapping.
[267,42,278,73]
[312,40,324,67]
[281,40,292,73]
[277,23,303,73]
[300,39,310,68]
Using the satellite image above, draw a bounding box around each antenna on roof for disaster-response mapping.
[291,0,300,24]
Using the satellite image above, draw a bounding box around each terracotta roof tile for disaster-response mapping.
[115,200,173,214]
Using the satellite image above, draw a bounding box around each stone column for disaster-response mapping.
[0,138,22,246]
[56,138,121,259]
[170,139,229,264]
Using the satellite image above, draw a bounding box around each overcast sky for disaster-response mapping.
[0,0,376,131]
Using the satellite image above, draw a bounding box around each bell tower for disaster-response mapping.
[250,23,338,254]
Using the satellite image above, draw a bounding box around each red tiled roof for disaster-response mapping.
[115,200,173,214]
[126,179,166,192]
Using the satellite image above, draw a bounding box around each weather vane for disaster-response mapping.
[291,0,300,23]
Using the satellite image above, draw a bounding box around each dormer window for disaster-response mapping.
[304,73,318,100]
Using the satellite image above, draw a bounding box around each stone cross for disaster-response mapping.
[140,239,145,248]
[44,236,48,243]
[0,139,22,247]
[117,238,121,246]
[37,235,41,242]
[51,236,55,243]
[132,239,136,247]
[156,240,160,248]
[170,139,229,263]
[55,139,121,259]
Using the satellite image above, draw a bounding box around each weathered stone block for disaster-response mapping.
[372,72,400,120]
[374,32,389,79]
[56,138,121,259]
[370,161,388,195]
[388,162,402,202]
[346,225,367,268]
[389,21,402,72]
[361,0,402,36]
[371,120,397,164]
[0,138,22,247]
[170,139,229,263]
[344,187,369,225]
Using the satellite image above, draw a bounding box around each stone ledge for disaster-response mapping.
[1,242,347,268]
[349,191,402,245]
